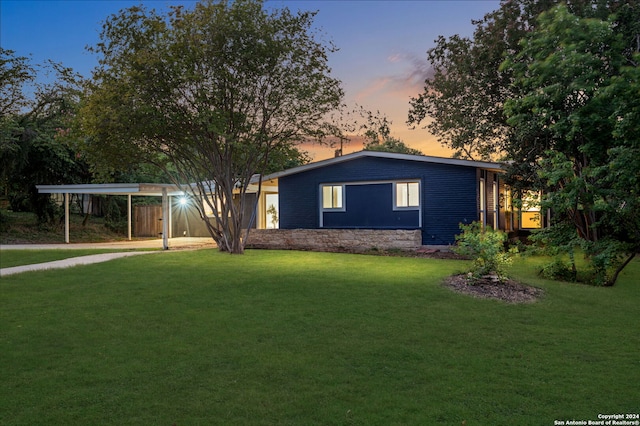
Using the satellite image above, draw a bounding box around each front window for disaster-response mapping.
[322,185,343,209]
[395,182,420,208]
[520,191,542,229]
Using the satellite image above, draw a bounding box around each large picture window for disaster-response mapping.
[395,182,420,209]
[322,184,344,209]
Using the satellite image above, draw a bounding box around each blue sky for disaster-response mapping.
[1,0,501,158]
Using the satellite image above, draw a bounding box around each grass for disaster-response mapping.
[1,249,638,425]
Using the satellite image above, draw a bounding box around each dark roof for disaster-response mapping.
[261,150,504,181]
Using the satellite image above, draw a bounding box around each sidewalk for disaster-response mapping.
[0,251,158,277]
[0,237,216,250]
[0,237,216,277]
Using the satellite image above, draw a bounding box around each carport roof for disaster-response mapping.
[36,183,185,197]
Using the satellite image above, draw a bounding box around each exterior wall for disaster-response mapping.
[322,183,419,228]
[245,229,422,251]
[171,193,258,237]
[278,156,479,245]
[171,202,209,237]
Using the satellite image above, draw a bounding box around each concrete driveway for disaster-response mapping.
[0,237,216,250]
[0,237,216,277]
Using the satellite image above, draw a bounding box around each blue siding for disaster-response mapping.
[279,156,479,245]
[323,183,419,228]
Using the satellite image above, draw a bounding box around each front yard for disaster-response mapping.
[1,250,638,425]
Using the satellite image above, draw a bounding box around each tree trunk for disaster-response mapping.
[603,252,636,287]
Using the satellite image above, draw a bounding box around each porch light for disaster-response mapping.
[178,197,188,206]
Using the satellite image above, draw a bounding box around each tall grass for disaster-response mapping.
[1,250,638,425]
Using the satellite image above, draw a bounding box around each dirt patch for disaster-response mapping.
[413,248,466,260]
[443,274,544,304]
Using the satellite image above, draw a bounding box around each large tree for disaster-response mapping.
[80,0,343,253]
[407,0,556,161]
[0,52,91,223]
[0,48,35,191]
[410,0,640,285]
[407,0,635,163]
[502,4,639,285]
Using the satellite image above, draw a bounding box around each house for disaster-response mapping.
[258,150,539,247]
[36,151,541,250]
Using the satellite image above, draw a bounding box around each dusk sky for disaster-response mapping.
[1,0,501,160]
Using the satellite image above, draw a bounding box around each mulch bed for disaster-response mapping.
[268,246,543,303]
[442,274,544,304]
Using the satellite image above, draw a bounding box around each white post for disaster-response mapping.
[64,193,70,243]
[127,194,132,241]
[162,188,169,250]
[168,195,172,239]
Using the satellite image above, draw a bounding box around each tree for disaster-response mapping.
[502,4,639,285]
[409,0,640,285]
[0,48,35,192]
[0,50,91,223]
[407,0,634,163]
[80,0,343,253]
[331,104,423,155]
[5,62,91,223]
[407,0,558,161]
[364,137,423,155]
[358,108,423,155]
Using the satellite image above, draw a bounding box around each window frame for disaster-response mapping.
[320,184,345,211]
[393,181,421,211]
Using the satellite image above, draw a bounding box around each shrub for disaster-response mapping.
[539,258,576,281]
[453,222,517,283]
[0,209,10,232]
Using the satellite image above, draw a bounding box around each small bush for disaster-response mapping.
[0,209,11,232]
[539,258,576,281]
[453,222,517,283]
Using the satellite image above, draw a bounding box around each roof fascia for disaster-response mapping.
[260,150,505,181]
[36,183,185,196]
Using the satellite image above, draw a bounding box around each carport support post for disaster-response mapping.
[127,194,132,241]
[64,193,70,243]
[162,188,169,250]
[168,196,172,239]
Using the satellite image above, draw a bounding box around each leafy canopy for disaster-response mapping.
[411,0,640,285]
[80,0,343,253]
[501,4,639,285]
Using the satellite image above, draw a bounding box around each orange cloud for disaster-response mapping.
[355,52,433,101]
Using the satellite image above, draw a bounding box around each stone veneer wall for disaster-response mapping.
[245,229,422,252]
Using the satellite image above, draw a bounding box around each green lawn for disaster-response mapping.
[1,250,638,425]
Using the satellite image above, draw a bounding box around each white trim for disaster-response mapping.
[479,177,486,228]
[492,180,498,230]
[127,194,132,240]
[64,193,70,244]
[37,183,185,197]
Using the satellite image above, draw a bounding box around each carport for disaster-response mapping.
[36,183,185,249]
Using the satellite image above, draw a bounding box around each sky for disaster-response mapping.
[1,0,501,160]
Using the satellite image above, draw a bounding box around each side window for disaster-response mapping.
[479,176,486,227]
[395,182,420,209]
[322,184,344,209]
[520,190,542,229]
